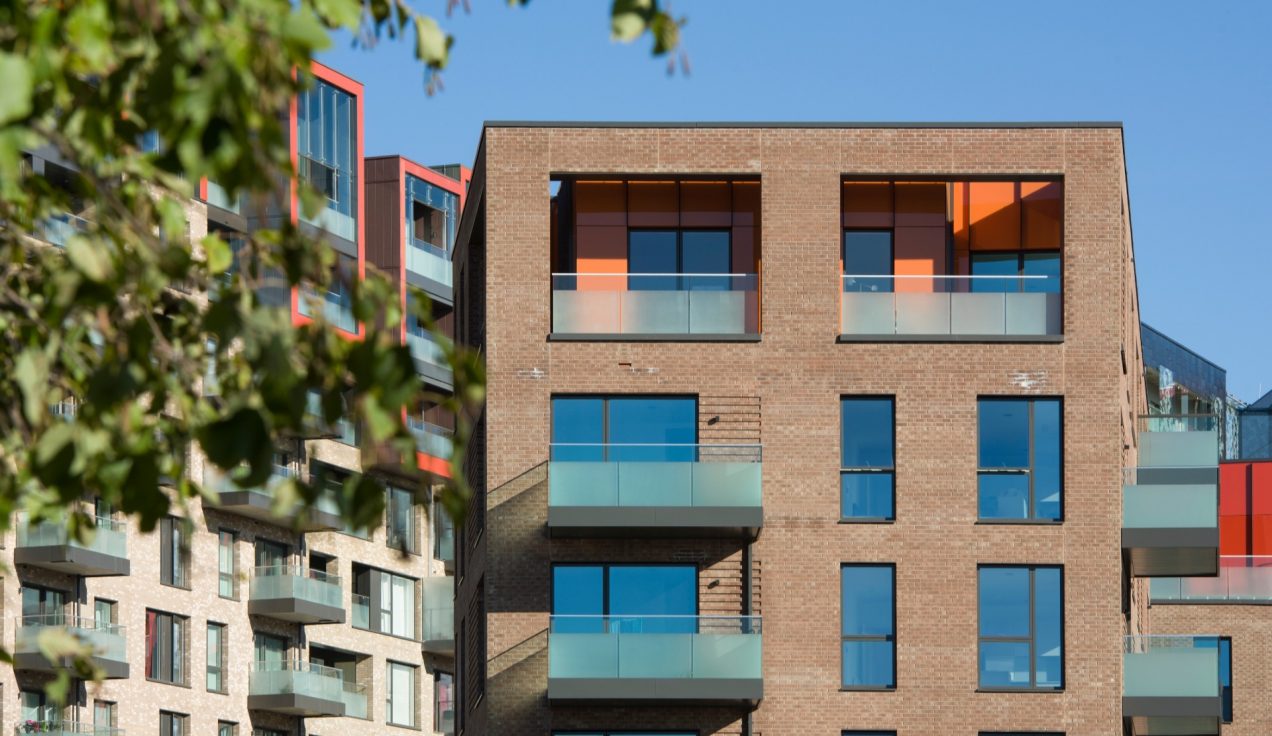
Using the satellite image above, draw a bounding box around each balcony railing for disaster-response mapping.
[552,273,759,336]
[202,462,342,530]
[39,212,90,248]
[16,514,128,576]
[548,443,763,537]
[1152,556,1272,603]
[1123,635,1225,733]
[408,418,454,460]
[406,236,452,287]
[14,615,128,676]
[840,274,1061,337]
[248,565,344,623]
[248,660,347,716]
[352,593,370,630]
[299,288,357,333]
[422,577,454,655]
[204,180,241,214]
[548,615,762,703]
[340,679,368,719]
[12,723,123,735]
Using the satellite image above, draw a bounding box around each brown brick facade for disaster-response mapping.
[455,124,1144,735]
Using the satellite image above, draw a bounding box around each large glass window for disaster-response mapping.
[381,571,417,638]
[434,671,455,734]
[297,78,357,241]
[628,229,731,291]
[21,585,64,620]
[978,566,1063,690]
[94,701,116,731]
[551,395,696,462]
[386,486,418,554]
[977,398,1062,521]
[971,252,1062,294]
[159,711,187,736]
[552,564,696,633]
[840,565,895,689]
[160,516,190,588]
[146,610,189,685]
[842,231,893,293]
[841,398,895,520]
[387,661,417,727]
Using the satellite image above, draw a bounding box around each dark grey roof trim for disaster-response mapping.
[485,120,1122,130]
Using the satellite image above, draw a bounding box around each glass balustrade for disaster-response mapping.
[552,273,759,335]
[840,274,1062,337]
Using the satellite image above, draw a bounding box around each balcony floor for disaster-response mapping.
[248,597,346,625]
[548,676,762,705]
[547,505,762,539]
[247,693,344,718]
[14,545,130,576]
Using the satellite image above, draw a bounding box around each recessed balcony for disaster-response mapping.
[422,576,454,657]
[406,328,453,389]
[1123,635,1227,736]
[203,461,342,531]
[13,615,129,679]
[248,565,345,624]
[15,515,129,577]
[548,615,762,705]
[548,443,763,538]
[839,274,1062,340]
[247,660,350,717]
[1123,415,1220,577]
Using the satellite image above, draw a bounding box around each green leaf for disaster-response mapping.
[203,232,232,274]
[283,7,333,53]
[34,422,76,473]
[313,0,363,29]
[65,236,114,282]
[15,348,49,425]
[362,397,398,442]
[611,0,653,42]
[414,15,452,69]
[197,406,268,470]
[0,53,33,124]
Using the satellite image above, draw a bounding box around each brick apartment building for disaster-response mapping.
[4,63,464,736]
[451,122,1228,735]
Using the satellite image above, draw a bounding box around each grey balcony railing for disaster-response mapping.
[17,515,127,560]
[249,565,343,610]
[14,615,127,665]
[422,577,454,649]
[1152,556,1272,602]
[351,593,370,630]
[552,273,759,336]
[248,659,346,703]
[204,180,241,214]
[1123,635,1223,700]
[340,678,368,719]
[840,274,1061,337]
[406,236,452,286]
[39,212,91,248]
[408,418,453,460]
[298,287,357,333]
[549,443,762,509]
[12,723,123,735]
[549,614,762,682]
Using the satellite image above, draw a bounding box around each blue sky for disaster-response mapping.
[320,0,1272,402]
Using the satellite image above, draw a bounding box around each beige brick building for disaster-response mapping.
[452,123,1226,735]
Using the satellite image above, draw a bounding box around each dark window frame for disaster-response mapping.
[626,226,735,289]
[976,564,1064,692]
[839,563,897,691]
[550,562,702,618]
[550,394,700,461]
[206,621,227,694]
[839,395,897,522]
[158,710,188,736]
[146,609,190,687]
[976,397,1064,524]
[159,516,190,589]
[217,528,237,600]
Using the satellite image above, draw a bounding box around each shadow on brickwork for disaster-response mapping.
[488,627,550,732]
[487,461,550,614]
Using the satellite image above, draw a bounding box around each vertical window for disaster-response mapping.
[159,711,187,736]
[206,622,226,693]
[840,565,896,689]
[20,690,56,726]
[94,599,117,627]
[145,610,188,685]
[1220,637,1233,723]
[93,701,116,731]
[21,585,65,620]
[434,671,455,734]
[978,566,1063,690]
[381,571,418,639]
[255,539,288,569]
[254,632,288,667]
[842,231,894,293]
[217,722,238,736]
[159,516,190,588]
[387,661,417,728]
[218,529,237,599]
[387,486,418,554]
[840,398,896,520]
[977,398,1062,521]
[434,505,455,563]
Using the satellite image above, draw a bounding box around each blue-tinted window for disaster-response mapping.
[629,229,732,292]
[841,398,895,520]
[978,566,1062,690]
[977,398,1062,521]
[296,79,357,235]
[551,396,696,462]
[971,252,1061,294]
[1197,637,1234,723]
[842,231,893,293]
[553,564,697,634]
[841,565,895,689]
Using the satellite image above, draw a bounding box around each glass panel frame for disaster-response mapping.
[840,564,896,690]
[840,397,896,521]
[977,565,1064,691]
[977,398,1063,522]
